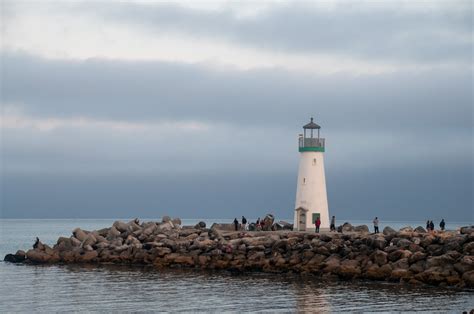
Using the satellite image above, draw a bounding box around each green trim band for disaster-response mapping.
[299,147,325,152]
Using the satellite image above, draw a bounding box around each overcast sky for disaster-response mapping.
[1,0,472,221]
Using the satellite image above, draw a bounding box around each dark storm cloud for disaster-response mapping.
[71,1,473,64]
[2,52,472,133]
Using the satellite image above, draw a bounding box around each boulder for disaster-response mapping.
[262,214,275,231]
[366,264,392,280]
[354,225,369,233]
[383,226,397,236]
[341,223,354,232]
[210,223,234,231]
[372,250,388,266]
[82,234,97,247]
[161,216,171,223]
[414,226,426,233]
[194,221,206,229]
[73,228,88,242]
[112,221,128,233]
[107,226,121,238]
[172,218,182,226]
[4,250,26,263]
[460,226,474,235]
[462,270,474,287]
[399,226,413,233]
[337,260,361,279]
[26,249,51,263]
[248,223,256,231]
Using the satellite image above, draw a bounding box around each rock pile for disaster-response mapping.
[4,219,474,289]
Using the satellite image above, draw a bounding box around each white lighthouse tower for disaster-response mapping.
[294,118,329,231]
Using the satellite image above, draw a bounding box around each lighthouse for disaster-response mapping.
[294,118,329,231]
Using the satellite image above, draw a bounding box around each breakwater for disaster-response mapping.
[4,218,474,289]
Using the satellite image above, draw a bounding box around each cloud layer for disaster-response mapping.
[1,1,472,220]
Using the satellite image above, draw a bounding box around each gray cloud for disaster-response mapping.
[2,52,472,132]
[62,1,474,64]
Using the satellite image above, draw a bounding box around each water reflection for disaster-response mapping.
[1,263,473,312]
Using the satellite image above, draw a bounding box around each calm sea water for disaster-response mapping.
[1,219,473,312]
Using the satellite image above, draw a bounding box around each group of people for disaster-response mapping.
[233,216,267,231]
[427,219,445,232]
[314,215,337,233]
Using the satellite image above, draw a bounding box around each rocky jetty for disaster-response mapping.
[4,219,474,289]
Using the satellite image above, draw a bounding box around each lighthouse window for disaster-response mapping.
[312,158,317,165]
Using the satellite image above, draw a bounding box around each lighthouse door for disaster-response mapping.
[299,211,306,231]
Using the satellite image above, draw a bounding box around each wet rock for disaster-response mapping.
[366,264,392,280]
[462,270,474,287]
[337,260,361,279]
[4,250,26,263]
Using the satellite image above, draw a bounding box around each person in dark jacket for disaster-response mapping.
[233,218,239,231]
[439,219,445,231]
[330,216,336,232]
[426,220,430,231]
[241,216,247,230]
[429,220,435,232]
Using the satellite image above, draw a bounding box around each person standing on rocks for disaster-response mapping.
[373,217,379,234]
[330,216,336,232]
[426,220,430,231]
[440,219,445,231]
[233,218,239,231]
[429,220,435,232]
[241,216,247,230]
[315,217,321,233]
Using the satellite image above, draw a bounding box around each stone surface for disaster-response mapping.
[4,221,473,289]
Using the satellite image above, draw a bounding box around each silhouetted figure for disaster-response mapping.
[241,216,247,230]
[233,218,239,231]
[33,237,40,249]
[429,220,435,232]
[373,217,379,234]
[426,220,430,231]
[439,219,445,231]
[330,216,336,232]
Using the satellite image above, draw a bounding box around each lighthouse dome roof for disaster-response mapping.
[303,117,321,129]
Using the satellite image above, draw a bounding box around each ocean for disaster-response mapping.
[1,219,473,312]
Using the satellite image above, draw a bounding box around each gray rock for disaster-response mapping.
[383,226,397,236]
[161,216,171,223]
[194,221,206,229]
[112,221,128,233]
[73,228,88,242]
[354,225,369,233]
[172,218,182,226]
[460,226,474,235]
[399,226,413,233]
[414,226,426,233]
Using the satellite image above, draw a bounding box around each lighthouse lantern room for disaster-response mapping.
[294,118,329,231]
